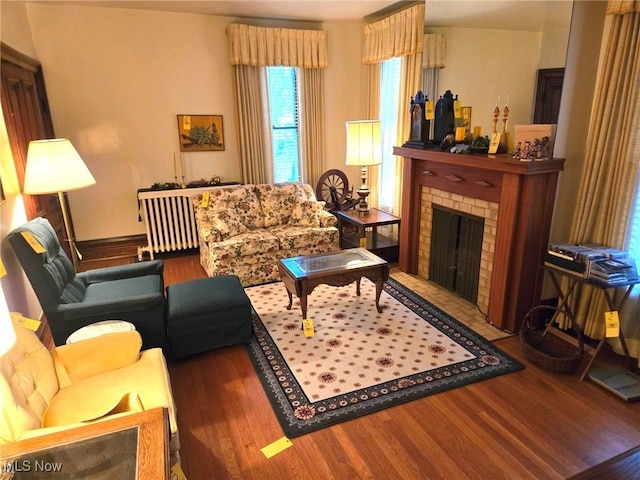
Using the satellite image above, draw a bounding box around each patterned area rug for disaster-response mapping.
[244,277,523,437]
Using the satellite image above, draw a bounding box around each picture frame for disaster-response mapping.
[177,114,224,152]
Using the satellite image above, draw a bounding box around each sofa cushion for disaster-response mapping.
[211,230,281,260]
[198,185,264,229]
[289,199,324,227]
[255,182,305,227]
[208,209,249,240]
[271,225,339,251]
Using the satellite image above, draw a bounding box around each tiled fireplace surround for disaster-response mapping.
[418,187,498,316]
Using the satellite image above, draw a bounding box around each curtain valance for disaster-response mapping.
[607,0,640,15]
[423,33,446,68]
[362,3,425,64]
[226,23,328,68]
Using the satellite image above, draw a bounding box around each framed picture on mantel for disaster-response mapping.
[177,114,224,152]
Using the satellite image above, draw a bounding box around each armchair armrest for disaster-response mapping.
[56,293,165,321]
[319,210,338,228]
[52,330,143,386]
[79,260,164,284]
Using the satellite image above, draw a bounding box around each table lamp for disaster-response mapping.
[24,138,96,272]
[345,120,382,215]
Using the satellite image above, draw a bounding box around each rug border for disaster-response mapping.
[245,277,524,438]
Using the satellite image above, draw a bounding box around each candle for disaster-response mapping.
[173,153,177,178]
[455,127,466,142]
[180,153,186,179]
[497,94,501,107]
[506,94,509,106]
[473,126,482,138]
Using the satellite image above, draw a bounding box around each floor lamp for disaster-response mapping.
[24,138,96,272]
[345,120,382,215]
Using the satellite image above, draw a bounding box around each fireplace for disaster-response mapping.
[420,189,498,314]
[394,146,564,332]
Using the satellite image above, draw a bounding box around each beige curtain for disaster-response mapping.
[226,24,328,185]
[565,1,640,364]
[367,63,381,208]
[423,33,446,68]
[299,68,326,188]
[362,3,425,215]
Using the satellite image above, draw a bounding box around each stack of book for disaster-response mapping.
[545,243,638,285]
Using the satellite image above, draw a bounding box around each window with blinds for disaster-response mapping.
[379,57,401,213]
[266,66,300,183]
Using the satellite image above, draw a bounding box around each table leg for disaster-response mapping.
[285,290,293,310]
[356,278,361,296]
[375,279,383,313]
[300,292,308,319]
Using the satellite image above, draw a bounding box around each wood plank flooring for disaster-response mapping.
[86,253,640,479]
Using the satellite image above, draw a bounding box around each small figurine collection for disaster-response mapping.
[150,176,222,191]
[512,137,551,161]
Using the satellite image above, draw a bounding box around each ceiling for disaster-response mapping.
[26,1,574,31]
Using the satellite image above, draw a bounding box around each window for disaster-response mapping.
[378,57,402,213]
[266,66,301,183]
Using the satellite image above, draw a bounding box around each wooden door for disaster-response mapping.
[533,68,564,124]
[1,43,69,257]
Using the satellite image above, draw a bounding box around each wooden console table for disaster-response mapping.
[394,146,564,332]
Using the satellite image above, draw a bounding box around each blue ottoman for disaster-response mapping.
[166,275,253,359]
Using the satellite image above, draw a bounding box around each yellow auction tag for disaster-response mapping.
[605,311,620,338]
[0,259,6,278]
[302,318,314,338]
[10,312,41,331]
[170,463,188,480]
[425,101,435,120]
[453,99,461,119]
[261,436,293,459]
[488,132,502,154]
[201,191,210,208]
[21,231,46,253]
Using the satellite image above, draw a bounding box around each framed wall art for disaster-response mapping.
[177,114,224,152]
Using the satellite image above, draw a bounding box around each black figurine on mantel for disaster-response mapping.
[403,90,431,149]
[434,90,456,144]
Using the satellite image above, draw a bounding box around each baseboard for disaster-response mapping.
[77,234,147,262]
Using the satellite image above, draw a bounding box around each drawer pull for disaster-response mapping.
[445,174,463,183]
[476,180,493,187]
[422,170,435,176]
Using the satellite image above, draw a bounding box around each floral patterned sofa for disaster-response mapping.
[192,182,340,286]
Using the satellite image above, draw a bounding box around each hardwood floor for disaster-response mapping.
[85,252,640,479]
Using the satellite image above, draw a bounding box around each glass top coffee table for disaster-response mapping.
[277,248,390,323]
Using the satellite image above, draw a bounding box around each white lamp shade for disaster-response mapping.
[24,138,96,194]
[345,120,382,167]
[0,286,16,356]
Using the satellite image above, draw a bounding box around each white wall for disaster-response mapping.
[430,27,543,136]
[21,4,365,241]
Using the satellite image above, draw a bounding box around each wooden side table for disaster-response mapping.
[542,264,639,381]
[336,208,400,262]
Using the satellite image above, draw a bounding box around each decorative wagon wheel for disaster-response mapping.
[316,169,350,210]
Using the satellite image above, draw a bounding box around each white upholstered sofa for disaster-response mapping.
[192,182,340,286]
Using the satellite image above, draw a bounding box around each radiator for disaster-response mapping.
[137,186,221,260]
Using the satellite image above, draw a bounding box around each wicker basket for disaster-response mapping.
[520,305,584,374]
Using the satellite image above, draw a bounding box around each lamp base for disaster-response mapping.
[355,187,371,215]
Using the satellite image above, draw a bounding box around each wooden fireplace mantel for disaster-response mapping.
[394,146,564,332]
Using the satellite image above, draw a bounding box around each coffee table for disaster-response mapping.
[277,248,390,322]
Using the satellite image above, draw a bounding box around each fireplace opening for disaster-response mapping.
[429,205,484,304]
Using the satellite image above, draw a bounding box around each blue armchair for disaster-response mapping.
[8,218,167,349]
